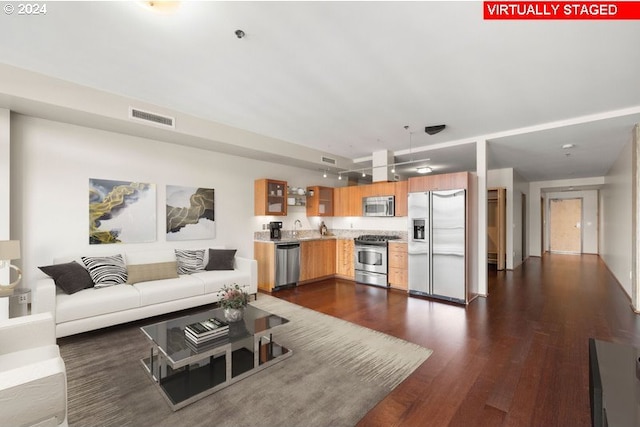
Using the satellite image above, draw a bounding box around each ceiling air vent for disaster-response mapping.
[321,156,337,166]
[129,107,175,129]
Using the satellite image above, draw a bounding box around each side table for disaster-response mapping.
[0,288,31,320]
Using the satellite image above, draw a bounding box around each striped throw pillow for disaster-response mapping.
[175,249,205,275]
[81,254,128,288]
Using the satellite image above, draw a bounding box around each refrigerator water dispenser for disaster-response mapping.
[413,219,426,241]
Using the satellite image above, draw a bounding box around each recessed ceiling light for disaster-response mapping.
[416,167,432,174]
[562,144,575,149]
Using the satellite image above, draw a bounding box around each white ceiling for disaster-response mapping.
[1,1,639,183]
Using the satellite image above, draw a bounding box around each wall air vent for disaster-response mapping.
[321,156,337,166]
[129,107,175,129]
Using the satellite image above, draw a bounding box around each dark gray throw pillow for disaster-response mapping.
[205,249,237,271]
[39,261,94,294]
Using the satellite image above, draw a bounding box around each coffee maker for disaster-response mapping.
[269,221,283,240]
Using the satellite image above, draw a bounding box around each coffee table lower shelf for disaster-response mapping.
[141,340,291,411]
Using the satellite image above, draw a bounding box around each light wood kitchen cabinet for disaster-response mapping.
[306,186,334,216]
[394,181,408,217]
[332,181,408,217]
[348,186,364,216]
[254,241,276,292]
[408,171,470,193]
[333,187,347,216]
[388,242,408,290]
[300,239,336,283]
[333,186,362,217]
[255,179,287,216]
[363,182,396,198]
[335,239,354,279]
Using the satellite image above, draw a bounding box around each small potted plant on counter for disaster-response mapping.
[218,283,249,322]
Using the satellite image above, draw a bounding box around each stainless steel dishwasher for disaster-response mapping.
[275,242,300,290]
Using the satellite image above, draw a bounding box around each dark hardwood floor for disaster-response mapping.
[271,254,640,426]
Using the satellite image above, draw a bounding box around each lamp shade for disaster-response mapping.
[0,240,20,260]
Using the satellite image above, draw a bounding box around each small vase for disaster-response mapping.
[224,307,244,322]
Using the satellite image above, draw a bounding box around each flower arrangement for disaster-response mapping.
[218,283,250,310]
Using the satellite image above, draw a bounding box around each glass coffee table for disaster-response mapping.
[140,304,291,411]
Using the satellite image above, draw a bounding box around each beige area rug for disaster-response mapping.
[59,294,432,427]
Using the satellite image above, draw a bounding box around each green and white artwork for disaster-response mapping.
[166,185,215,241]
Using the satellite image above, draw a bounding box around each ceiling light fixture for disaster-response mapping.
[332,125,439,178]
[425,124,446,135]
[562,144,575,149]
[323,170,327,178]
[416,167,432,174]
[338,174,342,180]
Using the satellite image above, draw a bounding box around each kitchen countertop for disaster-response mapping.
[254,229,407,243]
[254,236,337,244]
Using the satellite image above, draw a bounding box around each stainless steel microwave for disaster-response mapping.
[362,196,395,217]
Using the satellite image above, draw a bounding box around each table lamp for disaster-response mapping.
[0,240,21,295]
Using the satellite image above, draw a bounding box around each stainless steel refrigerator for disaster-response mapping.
[408,189,466,303]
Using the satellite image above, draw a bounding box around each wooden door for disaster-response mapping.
[549,198,582,254]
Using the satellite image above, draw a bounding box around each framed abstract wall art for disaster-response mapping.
[89,178,156,244]
[166,185,215,241]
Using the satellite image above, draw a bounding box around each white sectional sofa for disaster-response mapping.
[33,248,257,338]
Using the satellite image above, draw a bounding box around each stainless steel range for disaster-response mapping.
[354,234,400,287]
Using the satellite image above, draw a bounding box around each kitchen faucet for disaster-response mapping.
[293,219,302,238]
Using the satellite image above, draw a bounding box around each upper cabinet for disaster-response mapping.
[306,186,333,216]
[408,171,471,192]
[394,181,408,217]
[333,181,407,217]
[254,179,287,216]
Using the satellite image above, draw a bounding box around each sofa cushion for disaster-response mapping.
[55,285,140,323]
[133,275,204,306]
[127,261,179,284]
[175,249,205,274]
[192,270,252,294]
[81,254,128,288]
[205,249,237,271]
[38,261,94,294]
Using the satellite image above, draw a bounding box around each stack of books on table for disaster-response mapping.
[184,317,229,349]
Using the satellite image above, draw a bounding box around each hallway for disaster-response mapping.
[272,254,640,426]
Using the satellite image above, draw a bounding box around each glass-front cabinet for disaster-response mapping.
[306,186,333,216]
[255,179,287,216]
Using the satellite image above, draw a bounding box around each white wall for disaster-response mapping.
[0,109,8,240]
[10,114,340,290]
[528,176,605,257]
[1,109,9,317]
[600,139,633,297]
[544,190,598,254]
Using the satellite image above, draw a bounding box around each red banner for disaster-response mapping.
[484,1,640,19]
